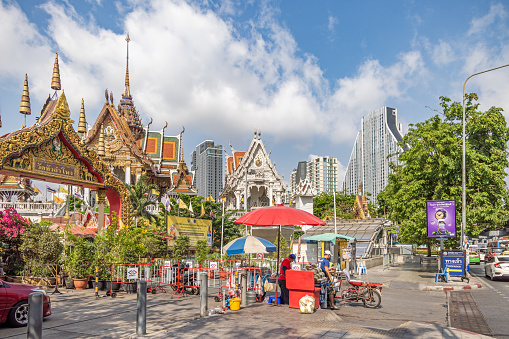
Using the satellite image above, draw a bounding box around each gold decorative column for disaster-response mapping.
[77,98,87,136]
[97,124,105,156]
[51,53,61,90]
[97,189,106,234]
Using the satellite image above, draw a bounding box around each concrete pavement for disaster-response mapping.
[0,256,494,338]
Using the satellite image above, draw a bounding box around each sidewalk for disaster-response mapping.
[0,259,492,339]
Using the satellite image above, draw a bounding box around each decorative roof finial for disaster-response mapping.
[179,126,185,162]
[110,91,114,106]
[97,124,105,156]
[105,89,109,104]
[77,98,87,135]
[51,53,61,90]
[124,33,131,97]
[19,74,31,126]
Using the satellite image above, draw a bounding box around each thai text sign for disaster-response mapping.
[33,158,77,179]
[426,200,456,238]
[167,216,212,248]
[442,251,465,276]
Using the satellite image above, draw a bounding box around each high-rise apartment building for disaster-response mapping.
[190,140,223,201]
[343,106,404,202]
[306,157,338,194]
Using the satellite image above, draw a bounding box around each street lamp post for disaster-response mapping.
[244,167,255,235]
[461,63,509,249]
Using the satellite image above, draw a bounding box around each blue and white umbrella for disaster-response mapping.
[223,235,277,255]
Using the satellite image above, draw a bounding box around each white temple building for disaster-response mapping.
[222,130,285,211]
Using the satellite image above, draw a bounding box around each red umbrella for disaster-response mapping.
[234,204,325,305]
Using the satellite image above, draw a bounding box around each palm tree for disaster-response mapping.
[125,174,159,222]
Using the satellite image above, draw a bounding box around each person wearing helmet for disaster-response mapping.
[278,254,296,305]
[319,250,337,310]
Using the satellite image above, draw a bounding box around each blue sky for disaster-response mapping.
[1,0,509,189]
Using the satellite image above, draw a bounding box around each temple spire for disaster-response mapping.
[97,124,105,156]
[124,34,131,97]
[51,53,61,91]
[77,98,87,135]
[19,74,31,127]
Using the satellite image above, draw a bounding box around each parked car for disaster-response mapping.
[0,280,51,327]
[469,252,480,265]
[485,255,509,281]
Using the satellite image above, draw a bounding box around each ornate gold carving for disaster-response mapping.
[97,189,106,203]
[0,92,132,227]
[52,91,70,120]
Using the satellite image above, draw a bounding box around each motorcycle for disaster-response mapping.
[332,268,382,308]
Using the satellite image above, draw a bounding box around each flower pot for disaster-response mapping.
[65,277,75,289]
[73,278,88,290]
[105,281,121,292]
[122,282,137,294]
[93,280,107,291]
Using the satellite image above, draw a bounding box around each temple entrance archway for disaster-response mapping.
[0,92,131,229]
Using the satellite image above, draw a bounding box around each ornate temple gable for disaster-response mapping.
[0,92,132,226]
[354,182,371,219]
[294,178,317,197]
[221,130,285,210]
[85,102,154,170]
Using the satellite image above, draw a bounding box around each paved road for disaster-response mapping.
[469,262,509,339]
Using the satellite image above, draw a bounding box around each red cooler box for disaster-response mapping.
[286,270,320,309]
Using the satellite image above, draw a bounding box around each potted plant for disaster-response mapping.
[66,231,93,290]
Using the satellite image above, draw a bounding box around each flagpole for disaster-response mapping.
[220,200,225,261]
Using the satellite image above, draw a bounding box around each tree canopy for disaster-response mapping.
[378,94,509,247]
[313,191,378,220]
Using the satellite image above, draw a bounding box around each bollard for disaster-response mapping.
[28,292,43,339]
[137,280,147,336]
[241,269,247,307]
[95,266,99,297]
[200,273,208,317]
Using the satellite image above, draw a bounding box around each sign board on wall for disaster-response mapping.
[426,200,456,238]
[167,216,212,248]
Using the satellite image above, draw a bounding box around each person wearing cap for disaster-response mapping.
[319,250,337,310]
[278,254,296,305]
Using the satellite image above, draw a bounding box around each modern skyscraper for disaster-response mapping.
[190,140,223,201]
[306,157,338,194]
[343,106,404,202]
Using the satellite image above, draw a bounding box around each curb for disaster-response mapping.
[423,283,482,291]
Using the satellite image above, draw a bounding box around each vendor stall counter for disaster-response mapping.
[286,270,321,310]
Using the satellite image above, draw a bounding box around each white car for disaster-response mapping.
[485,255,509,281]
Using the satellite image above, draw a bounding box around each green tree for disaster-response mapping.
[378,94,509,253]
[272,233,290,259]
[125,174,159,222]
[20,222,62,277]
[195,240,209,264]
[314,191,377,220]
[172,235,190,259]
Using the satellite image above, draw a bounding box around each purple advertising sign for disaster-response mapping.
[426,200,456,238]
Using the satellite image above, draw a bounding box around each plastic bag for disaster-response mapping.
[299,294,315,314]
[264,279,274,292]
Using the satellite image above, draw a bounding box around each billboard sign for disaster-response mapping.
[167,216,212,248]
[426,200,456,238]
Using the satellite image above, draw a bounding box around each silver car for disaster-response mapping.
[485,255,509,281]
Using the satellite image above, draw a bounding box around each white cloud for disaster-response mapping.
[308,154,319,161]
[328,15,337,33]
[327,51,426,143]
[431,40,454,65]
[468,3,506,35]
[0,0,426,152]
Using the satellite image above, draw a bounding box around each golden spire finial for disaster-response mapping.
[77,98,87,134]
[19,74,31,128]
[97,124,105,156]
[124,34,131,97]
[51,53,61,90]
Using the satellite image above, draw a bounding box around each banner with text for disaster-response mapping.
[167,216,212,248]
